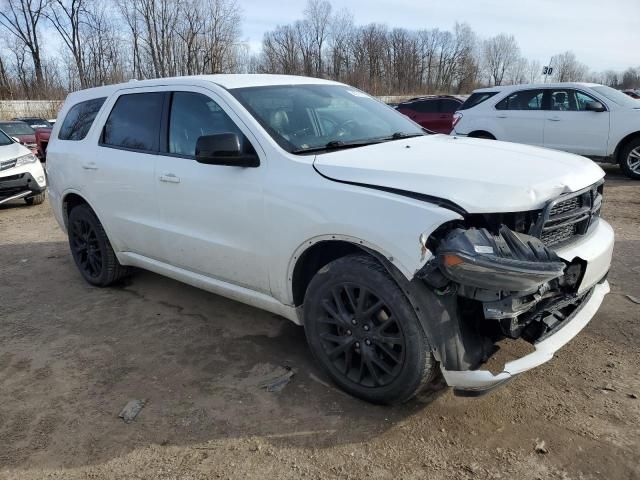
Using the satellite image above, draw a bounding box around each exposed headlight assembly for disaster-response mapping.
[15,153,38,167]
[437,226,566,292]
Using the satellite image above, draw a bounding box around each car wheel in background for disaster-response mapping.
[24,192,45,205]
[303,254,435,404]
[67,204,129,286]
[620,138,640,180]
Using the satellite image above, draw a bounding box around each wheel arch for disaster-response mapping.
[61,191,92,229]
[614,131,640,163]
[467,130,496,140]
[289,235,410,308]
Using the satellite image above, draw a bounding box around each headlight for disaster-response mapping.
[437,226,565,291]
[15,153,38,167]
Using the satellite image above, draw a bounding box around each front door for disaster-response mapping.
[543,88,610,156]
[154,89,269,292]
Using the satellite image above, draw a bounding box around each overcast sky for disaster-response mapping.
[240,0,639,72]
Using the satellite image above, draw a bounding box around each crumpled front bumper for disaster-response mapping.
[439,218,614,396]
[442,279,609,395]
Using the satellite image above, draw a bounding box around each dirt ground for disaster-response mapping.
[0,164,638,480]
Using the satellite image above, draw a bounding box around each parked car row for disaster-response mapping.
[0,117,53,161]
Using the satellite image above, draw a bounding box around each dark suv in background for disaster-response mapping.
[396,95,463,133]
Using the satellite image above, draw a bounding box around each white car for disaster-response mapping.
[0,128,47,206]
[46,75,613,404]
[451,82,640,179]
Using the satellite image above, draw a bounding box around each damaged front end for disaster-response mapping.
[407,222,604,396]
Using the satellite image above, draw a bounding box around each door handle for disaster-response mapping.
[496,114,508,119]
[81,162,98,170]
[548,117,561,121]
[159,173,180,183]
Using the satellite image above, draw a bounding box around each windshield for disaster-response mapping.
[0,122,35,135]
[230,84,425,153]
[592,86,640,108]
[0,128,13,146]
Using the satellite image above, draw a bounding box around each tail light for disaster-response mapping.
[452,112,463,129]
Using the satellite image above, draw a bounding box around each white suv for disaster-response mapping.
[0,128,47,206]
[451,82,640,179]
[47,75,613,404]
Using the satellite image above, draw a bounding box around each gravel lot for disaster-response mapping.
[0,164,638,480]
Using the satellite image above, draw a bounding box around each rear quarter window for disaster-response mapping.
[58,97,106,140]
[459,92,498,110]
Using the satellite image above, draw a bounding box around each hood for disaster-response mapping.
[313,135,605,213]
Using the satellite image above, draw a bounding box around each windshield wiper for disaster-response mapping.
[292,139,384,154]
[387,132,425,140]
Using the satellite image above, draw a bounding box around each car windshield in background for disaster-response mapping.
[230,84,424,153]
[0,122,35,135]
[0,129,13,146]
[459,92,497,110]
[592,86,640,108]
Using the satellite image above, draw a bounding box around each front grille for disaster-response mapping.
[534,182,603,247]
[0,159,17,171]
[540,224,577,246]
[549,196,581,216]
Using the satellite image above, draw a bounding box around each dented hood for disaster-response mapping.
[313,135,605,213]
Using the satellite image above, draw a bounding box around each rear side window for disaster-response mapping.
[58,97,106,140]
[102,93,164,152]
[459,92,497,110]
[411,100,438,113]
[439,99,461,113]
[495,89,544,111]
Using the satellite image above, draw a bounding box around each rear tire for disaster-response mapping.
[25,192,45,205]
[471,132,495,140]
[67,204,129,286]
[619,138,640,180]
[303,254,435,404]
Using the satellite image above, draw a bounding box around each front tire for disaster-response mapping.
[620,138,640,180]
[67,204,129,286]
[303,254,435,404]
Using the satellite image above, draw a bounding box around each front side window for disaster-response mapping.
[58,97,106,140]
[575,91,600,111]
[168,92,250,157]
[102,92,164,152]
[230,84,424,154]
[495,90,544,110]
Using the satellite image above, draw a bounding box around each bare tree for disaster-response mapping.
[0,0,49,93]
[303,0,331,76]
[482,34,519,86]
[45,0,93,88]
[551,51,588,82]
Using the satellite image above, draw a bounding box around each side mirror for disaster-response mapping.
[195,133,259,167]
[585,101,606,112]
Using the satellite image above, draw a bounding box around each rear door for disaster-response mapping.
[154,88,268,292]
[91,89,166,259]
[543,88,610,156]
[492,89,546,146]
[399,100,440,132]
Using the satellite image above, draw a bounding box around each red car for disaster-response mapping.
[34,127,52,161]
[396,96,463,134]
[0,121,37,154]
[622,89,640,99]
